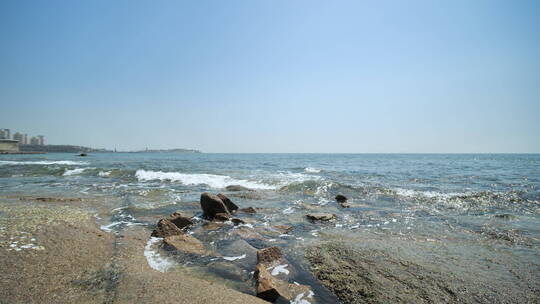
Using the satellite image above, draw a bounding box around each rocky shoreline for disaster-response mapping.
[0,196,267,304]
[1,192,538,304]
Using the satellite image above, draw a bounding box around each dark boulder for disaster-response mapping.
[335,194,347,203]
[213,212,231,222]
[306,213,336,222]
[168,212,193,230]
[232,218,246,225]
[217,193,238,213]
[200,192,230,220]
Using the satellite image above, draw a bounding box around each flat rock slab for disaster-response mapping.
[163,234,208,255]
[305,242,472,304]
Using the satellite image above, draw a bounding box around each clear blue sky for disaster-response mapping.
[1,0,539,152]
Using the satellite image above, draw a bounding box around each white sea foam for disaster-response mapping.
[304,167,321,173]
[222,254,247,261]
[64,168,89,176]
[269,264,289,276]
[394,188,458,200]
[290,290,314,304]
[282,207,295,214]
[144,237,174,272]
[0,160,89,166]
[271,172,320,186]
[135,170,275,189]
[100,221,129,232]
[98,171,111,177]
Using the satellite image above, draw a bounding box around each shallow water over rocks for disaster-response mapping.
[1,153,539,302]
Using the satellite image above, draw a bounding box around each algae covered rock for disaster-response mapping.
[151,219,183,238]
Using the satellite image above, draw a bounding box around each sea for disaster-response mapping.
[1,153,539,301]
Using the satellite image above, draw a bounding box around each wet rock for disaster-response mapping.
[335,195,351,208]
[255,263,311,302]
[339,202,351,208]
[151,219,183,238]
[335,194,347,203]
[232,218,245,225]
[163,234,207,255]
[208,261,248,282]
[306,213,336,222]
[213,212,232,222]
[168,212,193,230]
[33,197,83,202]
[217,193,239,213]
[257,246,282,265]
[494,214,516,220]
[230,192,264,200]
[230,227,265,240]
[225,185,252,192]
[200,192,230,220]
[273,225,293,234]
[202,222,223,231]
[239,207,257,214]
[223,239,258,263]
[256,246,296,280]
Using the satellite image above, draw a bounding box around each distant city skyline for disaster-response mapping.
[1,128,45,145]
[1,1,539,153]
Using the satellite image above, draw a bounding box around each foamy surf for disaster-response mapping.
[144,237,174,272]
[304,167,322,173]
[63,168,90,176]
[98,171,111,177]
[135,170,275,189]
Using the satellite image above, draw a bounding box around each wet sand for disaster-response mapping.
[0,196,267,304]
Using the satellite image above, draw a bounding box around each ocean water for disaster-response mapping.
[1,153,539,301]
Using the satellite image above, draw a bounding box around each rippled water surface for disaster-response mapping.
[1,153,539,301]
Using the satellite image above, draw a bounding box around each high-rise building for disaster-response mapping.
[13,132,28,144]
[13,132,23,143]
[37,135,45,145]
[30,137,39,145]
[0,129,10,139]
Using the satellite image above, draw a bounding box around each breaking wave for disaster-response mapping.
[63,168,90,176]
[135,170,275,190]
[304,167,322,173]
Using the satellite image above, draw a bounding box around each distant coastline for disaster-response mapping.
[129,148,201,153]
[19,144,111,153]
[16,144,201,154]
